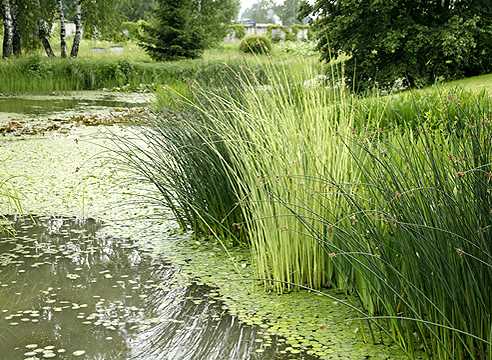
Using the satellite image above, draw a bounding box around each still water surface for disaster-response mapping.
[0,216,316,360]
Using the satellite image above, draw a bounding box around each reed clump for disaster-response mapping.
[120,63,492,359]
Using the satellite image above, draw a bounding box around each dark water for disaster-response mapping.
[0,216,317,360]
[0,97,138,116]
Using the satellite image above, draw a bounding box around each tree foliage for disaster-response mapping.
[139,0,205,61]
[311,0,492,90]
[193,0,240,47]
[242,0,301,25]
[242,0,277,23]
[277,0,300,25]
[139,0,239,61]
[116,0,157,22]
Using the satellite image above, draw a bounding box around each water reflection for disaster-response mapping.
[0,97,139,116]
[0,216,317,360]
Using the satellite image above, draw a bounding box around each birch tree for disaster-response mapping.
[1,0,14,58]
[70,0,81,57]
[58,0,67,57]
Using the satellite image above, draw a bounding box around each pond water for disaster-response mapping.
[0,94,407,360]
[0,216,317,360]
[0,92,151,124]
[0,97,136,116]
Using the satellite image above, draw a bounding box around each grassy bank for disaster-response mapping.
[0,42,318,94]
[118,63,492,359]
[0,56,262,93]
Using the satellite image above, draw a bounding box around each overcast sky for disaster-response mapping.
[240,0,259,12]
[240,0,281,15]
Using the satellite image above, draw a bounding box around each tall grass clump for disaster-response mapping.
[0,56,273,94]
[111,96,247,244]
[312,98,492,359]
[119,59,491,359]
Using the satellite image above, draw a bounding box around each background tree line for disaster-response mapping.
[242,0,302,26]
[1,0,241,61]
[303,0,492,90]
[0,0,110,58]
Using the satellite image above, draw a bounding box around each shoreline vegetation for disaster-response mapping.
[0,42,318,94]
[0,0,492,354]
[0,52,491,96]
[116,62,492,360]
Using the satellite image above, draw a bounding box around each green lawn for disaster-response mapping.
[443,72,492,93]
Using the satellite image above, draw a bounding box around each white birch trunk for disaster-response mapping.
[58,0,67,57]
[2,0,14,58]
[70,0,82,58]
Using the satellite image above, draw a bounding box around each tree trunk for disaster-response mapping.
[58,0,67,57]
[1,0,14,58]
[11,0,21,56]
[33,0,55,57]
[38,19,55,57]
[70,0,82,58]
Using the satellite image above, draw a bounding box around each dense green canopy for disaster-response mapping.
[139,0,240,61]
[310,0,492,90]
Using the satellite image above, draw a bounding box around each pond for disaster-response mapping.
[0,216,316,360]
[0,94,316,359]
[0,93,407,360]
[0,92,151,124]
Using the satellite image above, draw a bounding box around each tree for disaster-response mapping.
[58,0,67,57]
[69,0,81,57]
[277,0,300,26]
[1,0,14,58]
[242,0,277,23]
[193,0,240,46]
[312,0,492,91]
[139,0,206,61]
[9,0,45,54]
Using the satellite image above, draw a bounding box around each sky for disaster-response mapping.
[240,0,259,12]
[240,0,281,15]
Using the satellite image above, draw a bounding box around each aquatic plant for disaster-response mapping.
[122,60,492,359]
[0,167,22,230]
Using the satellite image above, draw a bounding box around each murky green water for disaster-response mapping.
[0,216,316,360]
[0,98,132,117]
[0,94,146,117]
[0,95,407,360]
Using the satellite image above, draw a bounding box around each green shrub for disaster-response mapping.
[227,24,246,40]
[239,35,272,55]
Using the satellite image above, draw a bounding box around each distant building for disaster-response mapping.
[65,23,78,37]
[225,21,309,42]
[246,23,270,37]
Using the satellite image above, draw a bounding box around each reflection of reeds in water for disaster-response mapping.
[136,280,301,360]
[0,216,302,360]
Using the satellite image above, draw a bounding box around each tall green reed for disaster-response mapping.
[119,59,491,358]
[289,92,492,358]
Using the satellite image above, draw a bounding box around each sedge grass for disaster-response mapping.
[119,60,492,359]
